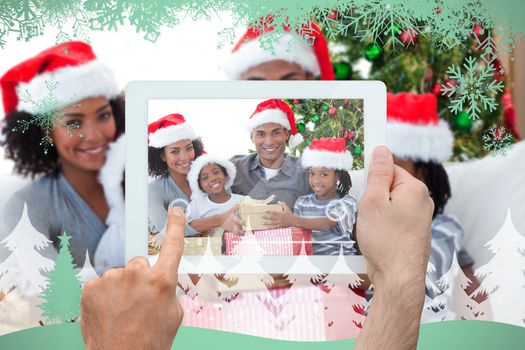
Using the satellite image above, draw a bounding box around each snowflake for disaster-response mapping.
[328,1,421,51]
[482,126,513,156]
[12,75,80,154]
[441,56,504,120]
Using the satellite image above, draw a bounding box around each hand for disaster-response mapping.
[262,202,294,228]
[220,204,245,235]
[355,146,434,350]
[357,146,433,288]
[81,207,185,350]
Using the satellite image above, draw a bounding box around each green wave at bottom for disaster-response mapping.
[0,321,524,349]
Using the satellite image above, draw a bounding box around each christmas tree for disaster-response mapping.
[39,232,82,324]
[322,12,517,160]
[0,203,55,297]
[286,98,364,169]
[472,210,525,326]
[433,252,477,320]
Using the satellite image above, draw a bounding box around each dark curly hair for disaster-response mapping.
[0,95,125,179]
[413,160,451,219]
[335,170,352,197]
[148,138,204,177]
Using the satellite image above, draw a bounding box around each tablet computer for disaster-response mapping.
[125,81,386,274]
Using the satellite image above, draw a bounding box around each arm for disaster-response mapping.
[263,202,337,230]
[189,204,245,235]
[355,146,434,350]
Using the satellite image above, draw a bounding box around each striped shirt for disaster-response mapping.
[429,214,475,284]
[293,193,358,255]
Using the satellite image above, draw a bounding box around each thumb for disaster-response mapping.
[364,146,394,203]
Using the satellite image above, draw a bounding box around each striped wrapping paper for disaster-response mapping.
[224,228,312,255]
[179,284,326,341]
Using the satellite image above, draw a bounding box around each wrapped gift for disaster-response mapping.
[224,228,312,256]
[184,236,222,255]
[237,196,284,231]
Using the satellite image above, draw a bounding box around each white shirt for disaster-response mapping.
[262,166,280,180]
[185,193,249,225]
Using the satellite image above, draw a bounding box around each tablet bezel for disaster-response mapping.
[125,81,386,274]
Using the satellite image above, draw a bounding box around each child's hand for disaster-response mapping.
[263,202,295,228]
[221,204,245,235]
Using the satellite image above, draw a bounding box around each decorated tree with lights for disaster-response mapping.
[322,10,518,160]
[286,98,364,169]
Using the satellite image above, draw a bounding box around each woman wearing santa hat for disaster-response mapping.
[0,41,124,268]
[223,16,334,81]
[148,114,245,239]
[147,114,204,238]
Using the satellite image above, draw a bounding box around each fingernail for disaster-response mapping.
[170,207,183,216]
[372,146,389,163]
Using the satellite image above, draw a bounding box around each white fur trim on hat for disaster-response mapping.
[224,33,320,80]
[98,135,126,226]
[246,109,290,132]
[149,123,197,149]
[301,148,353,170]
[17,60,119,114]
[387,120,454,162]
[188,154,237,198]
[289,133,304,148]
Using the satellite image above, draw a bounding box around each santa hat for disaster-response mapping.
[1,41,119,115]
[224,17,334,80]
[148,114,197,149]
[247,99,304,148]
[302,137,353,170]
[387,93,453,162]
[187,154,237,198]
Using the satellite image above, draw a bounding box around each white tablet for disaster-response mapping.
[125,81,386,274]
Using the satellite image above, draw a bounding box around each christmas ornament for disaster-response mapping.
[343,99,350,105]
[328,107,337,116]
[353,146,363,155]
[400,29,418,45]
[364,44,382,61]
[390,23,403,36]
[293,99,300,105]
[297,122,305,132]
[311,115,320,123]
[322,105,329,111]
[327,10,338,20]
[346,131,356,140]
[431,83,441,95]
[452,111,473,133]
[333,62,352,80]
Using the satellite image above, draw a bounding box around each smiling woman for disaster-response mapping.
[0,41,124,268]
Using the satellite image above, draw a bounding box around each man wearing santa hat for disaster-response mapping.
[229,99,311,216]
[223,17,334,81]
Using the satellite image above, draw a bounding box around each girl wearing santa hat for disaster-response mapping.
[386,92,480,297]
[264,137,358,256]
[0,41,124,268]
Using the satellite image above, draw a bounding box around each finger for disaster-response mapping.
[126,256,150,270]
[232,216,245,226]
[363,146,394,203]
[156,207,185,276]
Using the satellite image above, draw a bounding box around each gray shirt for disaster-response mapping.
[229,153,311,209]
[1,175,106,267]
[148,175,198,236]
